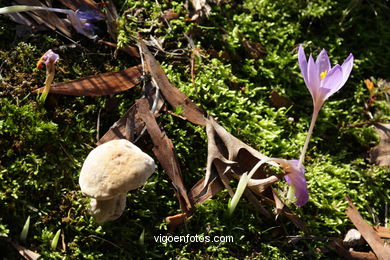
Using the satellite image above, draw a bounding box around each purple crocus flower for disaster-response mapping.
[36,49,59,69]
[298,45,354,111]
[71,8,103,36]
[297,46,354,166]
[36,49,59,103]
[272,159,308,207]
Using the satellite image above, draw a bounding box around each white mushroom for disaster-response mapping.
[79,139,156,223]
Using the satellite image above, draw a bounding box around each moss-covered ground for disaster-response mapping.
[0,0,389,259]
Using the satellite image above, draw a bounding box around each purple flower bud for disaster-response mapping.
[36,49,59,69]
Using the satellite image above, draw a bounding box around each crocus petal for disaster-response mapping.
[271,159,309,207]
[320,64,343,101]
[76,9,104,22]
[67,12,89,36]
[340,53,354,87]
[315,49,331,76]
[283,160,308,207]
[37,50,59,69]
[307,54,321,101]
[44,50,59,65]
[298,45,309,87]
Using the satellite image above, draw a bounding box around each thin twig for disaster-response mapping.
[385,202,388,228]
[96,107,102,141]
[345,118,386,128]
[88,235,122,250]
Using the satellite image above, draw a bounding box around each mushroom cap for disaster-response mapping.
[79,139,156,200]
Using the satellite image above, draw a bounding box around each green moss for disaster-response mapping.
[1,0,389,258]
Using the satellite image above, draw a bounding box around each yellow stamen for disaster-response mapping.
[320,70,328,80]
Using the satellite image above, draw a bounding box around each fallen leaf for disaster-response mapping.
[14,0,72,37]
[98,40,140,57]
[139,40,207,126]
[189,174,226,205]
[6,12,44,34]
[370,123,390,166]
[11,242,41,260]
[332,240,377,260]
[136,98,193,214]
[103,0,119,40]
[97,102,142,145]
[345,197,390,260]
[58,0,103,15]
[374,226,390,239]
[166,213,187,232]
[34,65,142,96]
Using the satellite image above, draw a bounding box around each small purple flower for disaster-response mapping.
[73,9,103,35]
[36,49,59,103]
[272,159,308,207]
[298,45,354,110]
[36,49,59,69]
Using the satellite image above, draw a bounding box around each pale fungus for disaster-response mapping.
[79,139,156,223]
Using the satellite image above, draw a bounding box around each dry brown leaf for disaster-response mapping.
[139,40,207,126]
[374,226,390,239]
[98,40,140,57]
[58,0,102,14]
[188,117,308,232]
[136,98,193,214]
[97,102,142,145]
[189,174,225,205]
[103,0,119,40]
[166,213,187,232]
[345,197,390,260]
[370,123,390,166]
[6,12,44,33]
[11,242,41,260]
[332,240,378,260]
[202,117,270,186]
[35,66,142,96]
[15,0,72,37]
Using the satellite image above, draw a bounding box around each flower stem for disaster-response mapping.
[298,106,320,167]
[39,64,55,104]
[229,157,274,215]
